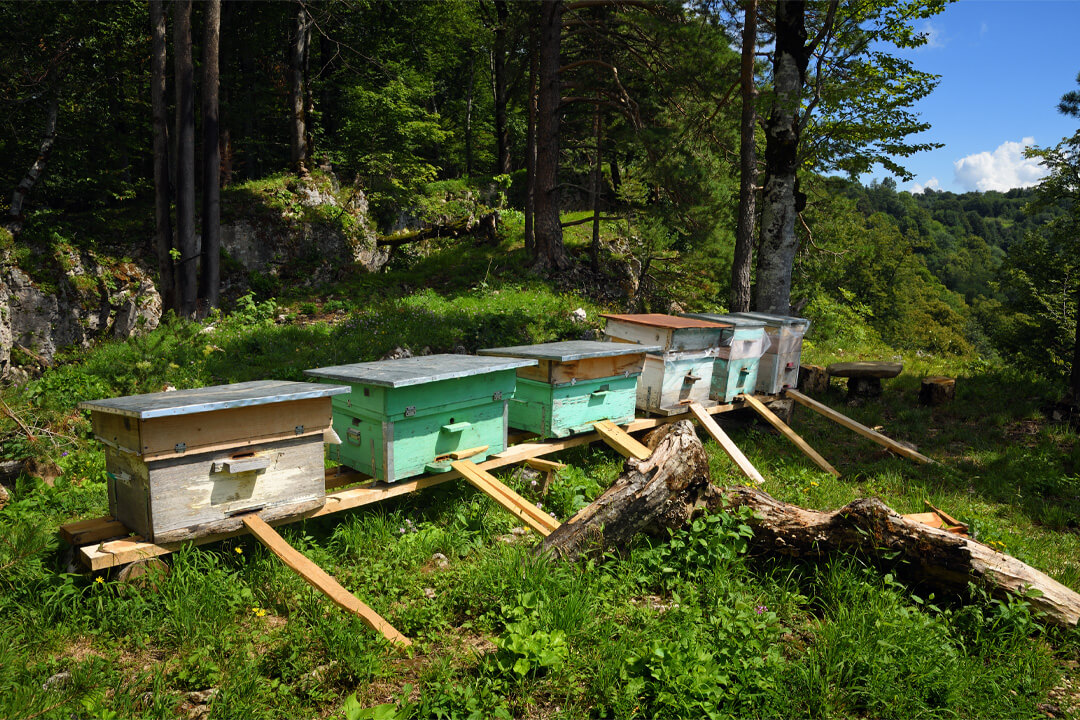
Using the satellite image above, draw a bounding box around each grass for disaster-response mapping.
[3,235,1080,718]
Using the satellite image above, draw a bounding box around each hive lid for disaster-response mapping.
[304,354,538,388]
[477,340,661,362]
[681,312,767,329]
[78,379,351,420]
[729,311,810,329]
[600,313,731,329]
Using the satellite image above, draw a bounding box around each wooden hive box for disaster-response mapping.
[79,380,350,543]
[682,313,769,402]
[305,354,536,482]
[477,340,660,439]
[730,312,811,394]
[601,314,730,415]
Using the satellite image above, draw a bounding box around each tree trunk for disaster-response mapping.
[753,0,809,315]
[150,0,175,312]
[465,53,475,177]
[1071,287,1080,406]
[533,0,570,272]
[199,0,222,314]
[493,0,511,175]
[289,1,310,176]
[5,93,59,238]
[589,102,603,273]
[730,0,758,313]
[524,24,539,259]
[541,420,1080,627]
[174,0,198,318]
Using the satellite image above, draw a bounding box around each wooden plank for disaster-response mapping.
[240,514,411,647]
[71,401,747,569]
[525,458,566,472]
[593,420,651,460]
[741,394,840,478]
[451,460,558,535]
[687,402,764,484]
[59,516,128,546]
[785,389,932,464]
[448,445,489,460]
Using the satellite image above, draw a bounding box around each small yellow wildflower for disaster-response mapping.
[94,576,105,584]
[235,547,243,554]
[251,607,267,617]
[810,481,819,487]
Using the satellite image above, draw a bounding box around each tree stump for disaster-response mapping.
[797,364,829,395]
[920,376,955,406]
[848,376,882,398]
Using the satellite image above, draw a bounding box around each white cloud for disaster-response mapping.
[953,138,1048,192]
[917,21,945,49]
[910,177,941,194]
[979,21,989,37]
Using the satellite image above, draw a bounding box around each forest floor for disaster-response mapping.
[2,220,1080,719]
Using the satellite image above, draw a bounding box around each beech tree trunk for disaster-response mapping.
[150,0,175,312]
[1071,288,1080,406]
[730,0,758,313]
[5,93,59,238]
[199,0,222,313]
[542,420,1080,627]
[174,0,198,319]
[289,1,310,176]
[754,0,809,315]
[533,0,571,271]
[524,30,538,258]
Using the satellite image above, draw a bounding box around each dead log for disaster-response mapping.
[377,212,497,247]
[541,420,1080,626]
[539,421,717,563]
[723,486,1080,627]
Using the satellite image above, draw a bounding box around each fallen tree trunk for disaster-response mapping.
[540,420,1080,626]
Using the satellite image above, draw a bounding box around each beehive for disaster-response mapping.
[601,314,730,415]
[305,354,536,482]
[730,312,811,394]
[79,380,350,543]
[682,313,769,402]
[477,340,659,438]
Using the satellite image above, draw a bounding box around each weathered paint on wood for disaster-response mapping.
[509,375,638,438]
[682,313,769,402]
[730,312,809,394]
[307,356,537,483]
[601,313,729,352]
[637,350,718,415]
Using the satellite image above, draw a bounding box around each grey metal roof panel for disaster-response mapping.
[304,353,537,387]
[477,340,661,362]
[730,312,810,329]
[682,312,767,329]
[78,379,351,419]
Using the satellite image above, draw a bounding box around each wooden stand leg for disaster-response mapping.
[741,395,840,478]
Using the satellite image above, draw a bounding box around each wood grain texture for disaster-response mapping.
[451,460,558,535]
[241,514,411,646]
[687,402,764,484]
[593,420,652,460]
[785,389,932,464]
[741,394,840,477]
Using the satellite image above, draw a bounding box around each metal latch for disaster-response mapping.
[404,406,416,417]
[174,442,187,454]
[492,391,503,401]
[294,424,305,435]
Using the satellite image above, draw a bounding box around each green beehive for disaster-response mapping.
[682,313,769,402]
[601,314,731,415]
[305,355,536,482]
[478,340,660,439]
[730,312,811,394]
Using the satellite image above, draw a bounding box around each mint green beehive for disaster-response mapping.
[682,313,769,401]
[478,341,659,439]
[305,355,536,482]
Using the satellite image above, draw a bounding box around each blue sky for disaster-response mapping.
[867,0,1080,194]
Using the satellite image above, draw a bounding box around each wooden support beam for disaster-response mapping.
[687,402,764,484]
[785,389,932,464]
[68,401,745,569]
[525,458,566,473]
[451,460,559,535]
[741,394,840,478]
[593,420,651,460]
[241,514,411,647]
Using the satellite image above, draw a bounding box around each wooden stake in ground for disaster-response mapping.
[593,419,651,460]
[687,402,764,484]
[741,394,840,477]
[785,389,932,464]
[241,514,411,646]
[451,459,559,535]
